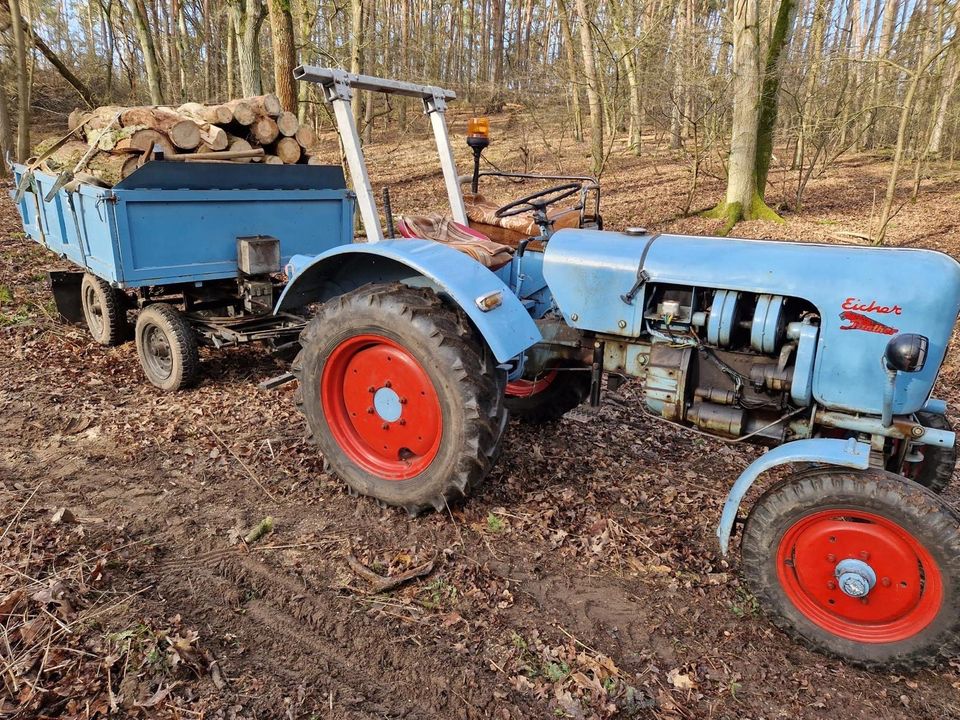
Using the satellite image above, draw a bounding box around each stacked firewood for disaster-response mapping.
[56,93,321,184]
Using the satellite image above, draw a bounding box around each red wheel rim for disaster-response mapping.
[321,333,443,480]
[777,509,942,643]
[506,369,558,398]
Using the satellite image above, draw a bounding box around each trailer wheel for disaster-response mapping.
[134,303,199,392]
[81,273,127,346]
[901,411,955,493]
[505,364,590,423]
[741,468,960,670]
[292,283,507,514]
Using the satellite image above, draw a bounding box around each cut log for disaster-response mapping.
[178,102,233,125]
[124,129,176,157]
[225,100,256,126]
[263,155,283,165]
[227,138,254,163]
[246,94,282,118]
[251,116,280,145]
[305,154,324,165]
[119,108,201,150]
[199,124,229,151]
[277,111,299,137]
[121,154,142,178]
[275,137,302,164]
[295,124,317,150]
[68,106,125,133]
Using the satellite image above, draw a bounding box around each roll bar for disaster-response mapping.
[294,65,467,242]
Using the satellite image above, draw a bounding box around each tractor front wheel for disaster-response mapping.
[293,283,507,514]
[741,468,960,670]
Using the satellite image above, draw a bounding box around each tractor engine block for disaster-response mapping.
[599,284,820,443]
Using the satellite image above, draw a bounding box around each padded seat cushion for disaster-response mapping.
[396,214,514,270]
[463,192,582,238]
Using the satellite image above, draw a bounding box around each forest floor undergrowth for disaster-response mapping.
[3,115,960,719]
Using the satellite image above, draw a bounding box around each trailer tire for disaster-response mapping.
[903,411,955,493]
[135,303,199,392]
[81,273,127,346]
[741,468,960,671]
[292,283,507,514]
[505,364,590,423]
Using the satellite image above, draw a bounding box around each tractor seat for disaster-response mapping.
[463,192,582,246]
[396,214,514,270]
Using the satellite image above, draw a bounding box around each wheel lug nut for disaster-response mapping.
[399,419,406,425]
[827,580,836,590]
[881,577,891,587]
[368,386,376,393]
[399,397,407,405]
[366,407,375,414]
[384,380,392,388]
[381,423,389,430]
[826,553,836,563]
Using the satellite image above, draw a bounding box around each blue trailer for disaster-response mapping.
[12,160,355,390]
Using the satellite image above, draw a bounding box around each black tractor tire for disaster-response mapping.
[903,411,955,493]
[504,364,590,423]
[292,283,507,514]
[741,468,960,671]
[134,303,200,392]
[80,273,127,346]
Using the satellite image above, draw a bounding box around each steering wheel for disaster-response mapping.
[495,182,582,219]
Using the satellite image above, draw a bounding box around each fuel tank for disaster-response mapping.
[542,229,960,415]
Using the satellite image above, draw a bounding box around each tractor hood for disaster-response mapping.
[543,229,960,415]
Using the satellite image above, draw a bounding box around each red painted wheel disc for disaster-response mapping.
[777,509,943,643]
[505,369,558,398]
[321,333,443,480]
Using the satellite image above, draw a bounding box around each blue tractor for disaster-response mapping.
[279,67,960,671]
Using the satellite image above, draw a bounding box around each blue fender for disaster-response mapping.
[274,239,541,363]
[716,437,871,555]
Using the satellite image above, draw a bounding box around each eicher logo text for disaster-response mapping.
[841,298,902,315]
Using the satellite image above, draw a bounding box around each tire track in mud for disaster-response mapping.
[147,548,521,719]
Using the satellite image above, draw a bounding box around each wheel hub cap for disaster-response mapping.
[373,386,402,422]
[835,558,877,598]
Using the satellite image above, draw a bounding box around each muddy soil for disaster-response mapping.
[2,117,960,719]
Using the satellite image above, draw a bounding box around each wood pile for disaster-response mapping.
[53,93,322,185]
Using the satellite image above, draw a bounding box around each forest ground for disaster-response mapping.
[2,112,960,719]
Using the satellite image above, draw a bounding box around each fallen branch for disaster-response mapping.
[346,553,435,594]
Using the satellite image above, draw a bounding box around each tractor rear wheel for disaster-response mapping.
[504,364,590,423]
[293,283,507,514]
[741,468,960,670]
[81,273,127,346]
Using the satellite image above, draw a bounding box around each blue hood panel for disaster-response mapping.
[543,229,960,414]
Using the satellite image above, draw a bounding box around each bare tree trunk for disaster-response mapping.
[756,0,798,195]
[226,11,236,98]
[229,0,265,96]
[128,0,163,103]
[350,0,363,124]
[9,0,30,161]
[557,0,583,142]
[0,65,13,175]
[574,0,603,174]
[706,0,779,231]
[927,49,959,157]
[268,0,298,111]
